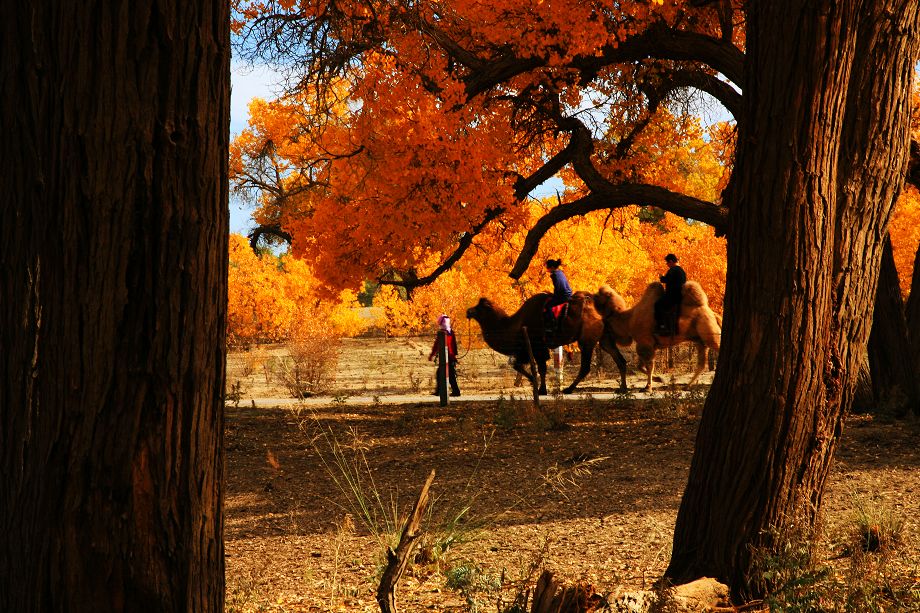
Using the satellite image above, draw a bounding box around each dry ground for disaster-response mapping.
[224,339,920,612]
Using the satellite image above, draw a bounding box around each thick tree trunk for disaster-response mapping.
[866,236,919,413]
[667,1,919,597]
[906,243,920,403]
[1,2,229,611]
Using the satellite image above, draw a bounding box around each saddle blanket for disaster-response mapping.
[549,302,568,320]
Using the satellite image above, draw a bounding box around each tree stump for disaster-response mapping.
[530,570,603,613]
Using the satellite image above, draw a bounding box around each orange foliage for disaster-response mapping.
[231,91,729,297]
[227,234,367,345]
[889,186,920,298]
[229,0,741,296]
[888,79,920,299]
[229,0,738,335]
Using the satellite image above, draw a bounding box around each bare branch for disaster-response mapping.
[377,207,505,291]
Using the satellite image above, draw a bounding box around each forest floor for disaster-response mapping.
[224,340,920,612]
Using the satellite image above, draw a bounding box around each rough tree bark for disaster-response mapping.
[0,2,229,611]
[866,236,919,413]
[667,1,920,597]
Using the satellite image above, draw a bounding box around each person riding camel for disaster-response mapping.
[654,253,686,335]
[544,258,572,334]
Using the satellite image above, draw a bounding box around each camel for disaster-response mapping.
[466,291,605,395]
[594,281,722,391]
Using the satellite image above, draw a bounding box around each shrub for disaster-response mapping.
[277,330,340,398]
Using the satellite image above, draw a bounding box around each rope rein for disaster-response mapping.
[455,316,475,361]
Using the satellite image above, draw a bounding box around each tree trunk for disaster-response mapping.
[866,236,919,414]
[906,242,920,407]
[0,2,229,611]
[851,360,875,413]
[667,1,920,597]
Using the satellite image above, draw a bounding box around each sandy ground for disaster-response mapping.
[224,339,920,612]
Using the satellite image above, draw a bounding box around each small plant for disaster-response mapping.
[850,495,904,555]
[535,401,569,432]
[445,561,502,612]
[276,331,340,398]
[838,496,916,611]
[226,379,245,408]
[262,356,279,385]
[749,520,830,612]
[748,502,920,612]
[329,514,356,608]
[493,392,520,431]
[407,368,423,394]
[307,424,402,552]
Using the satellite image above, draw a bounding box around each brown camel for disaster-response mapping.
[466,291,606,395]
[594,281,722,391]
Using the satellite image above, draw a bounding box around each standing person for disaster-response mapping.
[654,253,687,334]
[544,258,573,333]
[429,314,461,397]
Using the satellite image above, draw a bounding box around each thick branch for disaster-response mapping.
[908,139,920,188]
[509,186,726,278]
[657,68,742,120]
[717,0,735,42]
[513,142,578,200]
[248,224,292,253]
[464,27,744,100]
[378,207,504,290]
[574,28,744,88]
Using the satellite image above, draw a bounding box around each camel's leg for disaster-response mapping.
[637,344,656,391]
[600,333,628,391]
[688,341,706,387]
[563,341,595,394]
[537,358,548,395]
[512,358,535,387]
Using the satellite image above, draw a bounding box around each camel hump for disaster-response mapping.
[637,282,664,308]
[681,281,709,307]
[595,285,627,315]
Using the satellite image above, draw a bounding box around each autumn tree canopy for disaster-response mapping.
[231,0,736,292]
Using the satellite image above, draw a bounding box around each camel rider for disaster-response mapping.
[544,258,572,333]
[654,253,686,335]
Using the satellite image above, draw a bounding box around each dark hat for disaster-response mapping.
[664,253,678,262]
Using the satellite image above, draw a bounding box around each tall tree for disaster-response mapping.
[232,0,920,596]
[667,2,919,594]
[0,2,229,610]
